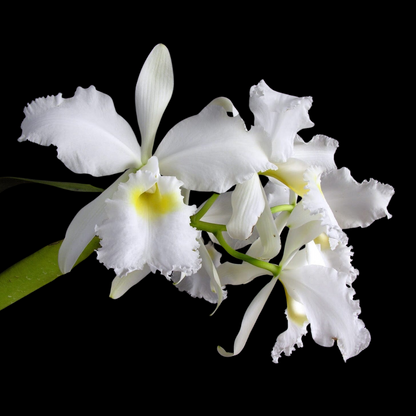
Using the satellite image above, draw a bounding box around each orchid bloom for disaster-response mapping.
[18,44,275,296]
[214,151,393,362]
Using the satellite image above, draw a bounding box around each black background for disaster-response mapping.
[1,5,406,411]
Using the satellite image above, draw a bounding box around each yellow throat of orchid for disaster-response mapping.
[131,183,181,220]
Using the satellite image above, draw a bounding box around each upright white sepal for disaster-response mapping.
[136,44,174,163]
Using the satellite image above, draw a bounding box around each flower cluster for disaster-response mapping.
[17,44,394,363]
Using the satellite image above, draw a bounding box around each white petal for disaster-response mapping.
[58,169,133,274]
[200,192,233,225]
[286,199,322,229]
[302,167,348,247]
[218,261,273,286]
[264,180,291,207]
[249,80,314,163]
[174,241,226,307]
[96,163,201,278]
[292,134,338,172]
[227,174,265,240]
[265,158,310,196]
[321,167,394,229]
[209,96,240,116]
[136,44,173,163]
[280,265,371,361]
[271,293,309,363]
[246,186,282,261]
[317,243,359,284]
[200,192,258,251]
[19,86,142,176]
[155,101,275,193]
[218,277,278,357]
[264,134,338,196]
[110,265,151,299]
[281,204,327,268]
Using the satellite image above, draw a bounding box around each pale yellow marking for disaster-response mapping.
[130,183,181,220]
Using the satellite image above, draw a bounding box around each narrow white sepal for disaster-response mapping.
[227,174,265,241]
[136,44,174,163]
[58,169,133,274]
[218,277,278,358]
[110,265,151,299]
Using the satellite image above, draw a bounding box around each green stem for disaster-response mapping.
[190,192,283,277]
[191,193,220,223]
[214,231,281,277]
[270,204,295,214]
[191,220,226,234]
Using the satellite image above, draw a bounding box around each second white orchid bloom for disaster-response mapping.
[216,170,393,362]
[18,44,274,296]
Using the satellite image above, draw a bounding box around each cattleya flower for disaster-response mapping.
[18,44,275,295]
[213,153,393,361]
[199,81,394,362]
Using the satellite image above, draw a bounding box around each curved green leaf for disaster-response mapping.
[0,176,103,194]
[0,237,101,310]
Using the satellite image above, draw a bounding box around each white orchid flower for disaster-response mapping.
[18,44,275,295]
[228,79,395,252]
[216,168,393,362]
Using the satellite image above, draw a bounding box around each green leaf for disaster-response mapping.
[0,237,101,310]
[0,176,104,194]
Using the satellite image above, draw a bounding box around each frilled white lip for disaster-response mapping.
[276,242,371,362]
[95,157,201,278]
